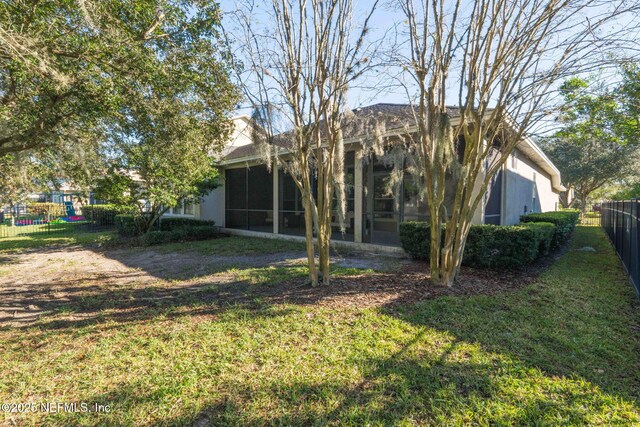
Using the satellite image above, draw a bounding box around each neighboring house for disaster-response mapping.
[173,103,565,247]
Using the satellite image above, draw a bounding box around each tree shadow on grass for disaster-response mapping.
[381,226,640,404]
[3,227,639,425]
[53,333,607,426]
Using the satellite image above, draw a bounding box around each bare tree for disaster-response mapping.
[391,0,640,286]
[228,0,379,286]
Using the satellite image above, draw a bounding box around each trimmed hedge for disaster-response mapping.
[520,210,580,250]
[141,226,221,246]
[398,222,443,261]
[399,221,556,269]
[27,202,66,217]
[81,204,127,226]
[114,214,147,236]
[159,217,215,231]
[463,223,555,269]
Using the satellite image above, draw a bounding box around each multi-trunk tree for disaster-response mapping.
[387,0,638,287]
[230,0,379,286]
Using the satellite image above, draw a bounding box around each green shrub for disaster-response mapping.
[177,225,220,241]
[81,204,128,226]
[520,210,579,250]
[159,217,215,231]
[522,222,555,256]
[399,221,556,269]
[141,225,220,246]
[398,222,445,260]
[464,223,556,269]
[114,214,146,236]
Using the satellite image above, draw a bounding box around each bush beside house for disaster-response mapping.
[400,211,579,269]
[114,214,148,237]
[520,210,580,250]
[141,225,220,246]
[158,217,216,231]
[115,214,220,245]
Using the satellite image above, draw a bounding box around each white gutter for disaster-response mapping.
[516,135,566,192]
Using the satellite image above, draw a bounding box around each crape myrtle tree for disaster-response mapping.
[389,0,639,287]
[0,0,238,170]
[542,77,640,213]
[229,0,380,286]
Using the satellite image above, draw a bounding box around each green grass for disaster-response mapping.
[0,227,638,426]
[0,221,91,237]
[0,231,116,253]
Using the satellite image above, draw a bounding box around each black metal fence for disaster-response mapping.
[601,199,640,296]
[0,200,114,239]
[554,203,601,226]
[579,204,602,226]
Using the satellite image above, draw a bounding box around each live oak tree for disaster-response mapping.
[542,77,640,213]
[0,154,46,218]
[393,0,638,287]
[2,1,239,231]
[230,0,379,286]
[0,0,237,156]
[93,103,223,234]
[94,81,238,235]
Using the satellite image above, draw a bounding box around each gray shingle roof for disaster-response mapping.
[224,103,461,161]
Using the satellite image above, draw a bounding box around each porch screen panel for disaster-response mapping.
[226,168,248,229]
[225,166,273,232]
[484,170,502,225]
[331,151,355,242]
[403,174,428,222]
[279,171,306,236]
[247,166,273,232]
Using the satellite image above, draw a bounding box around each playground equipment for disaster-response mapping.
[9,195,86,226]
[62,194,76,217]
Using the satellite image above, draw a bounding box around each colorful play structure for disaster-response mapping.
[12,195,86,226]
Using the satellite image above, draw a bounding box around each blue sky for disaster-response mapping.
[218,0,640,125]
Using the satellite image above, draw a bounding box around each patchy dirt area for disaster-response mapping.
[0,242,558,327]
[0,245,405,326]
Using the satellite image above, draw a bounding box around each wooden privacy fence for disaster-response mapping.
[601,199,640,296]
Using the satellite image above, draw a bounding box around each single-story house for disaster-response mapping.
[164,103,565,247]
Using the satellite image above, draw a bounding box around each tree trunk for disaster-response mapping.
[579,196,588,215]
[301,189,319,287]
[428,211,444,286]
[317,219,331,285]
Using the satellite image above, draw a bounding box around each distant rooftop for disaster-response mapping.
[225,103,462,161]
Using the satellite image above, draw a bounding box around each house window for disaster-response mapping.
[184,202,194,216]
[167,199,195,216]
[174,200,183,215]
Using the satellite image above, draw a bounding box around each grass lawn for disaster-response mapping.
[0,230,116,253]
[0,226,638,426]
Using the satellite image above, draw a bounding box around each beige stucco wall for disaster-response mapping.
[199,184,225,226]
[502,148,559,225]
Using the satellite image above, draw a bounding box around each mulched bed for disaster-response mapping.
[262,247,568,309]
